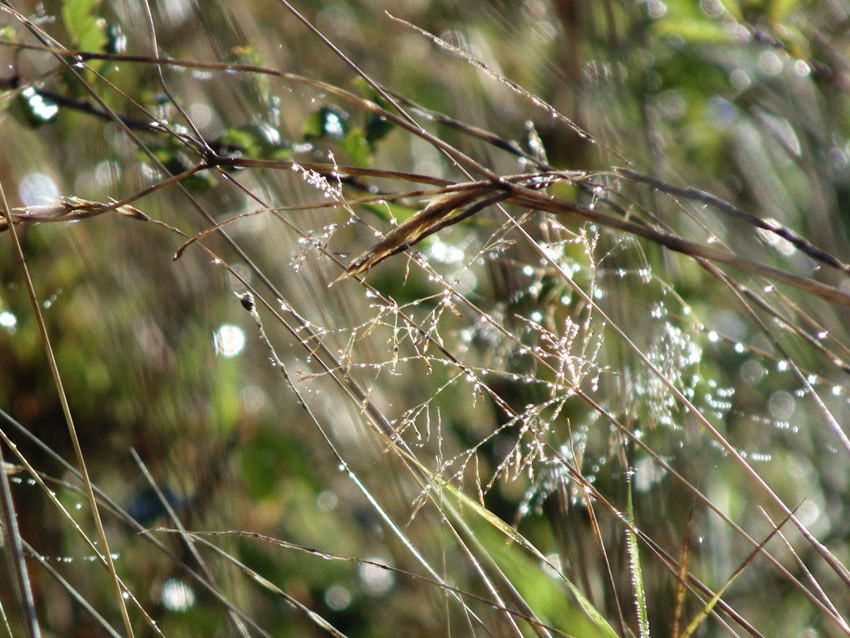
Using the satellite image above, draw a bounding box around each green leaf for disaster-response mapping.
[302,106,375,165]
[353,78,395,146]
[303,106,349,140]
[211,357,241,435]
[0,25,18,43]
[365,112,394,146]
[769,0,801,24]
[15,87,59,126]
[212,123,287,160]
[61,0,107,72]
[144,138,217,192]
[105,22,126,55]
[652,17,733,43]
[341,127,371,166]
[441,482,620,638]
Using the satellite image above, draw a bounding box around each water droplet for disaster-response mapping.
[325,584,352,611]
[19,173,59,206]
[213,324,246,357]
[358,559,395,596]
[21,87,58,122]
[0,311,17,334]
[161,578,195,612]
[768,391,795,419]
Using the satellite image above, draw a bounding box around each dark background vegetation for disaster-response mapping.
[2,0,850,636]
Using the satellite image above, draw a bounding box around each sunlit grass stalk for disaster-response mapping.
[626,477,650,638]
[0,409,274,637]
[0,422,39,637]
[0,178,132,635]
